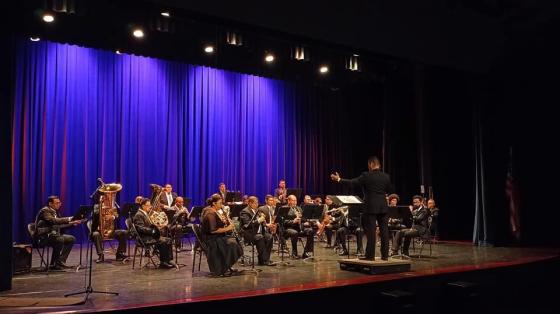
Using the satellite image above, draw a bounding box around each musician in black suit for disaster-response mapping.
[240,196,274,266]
[334,207,364,256]
[391,195,430,256]
[321,195,338,248]
[427,198,440,239]
[217,182,228,202]
[331,156,393,261]
[159,184,178,210]
[133,198,176,268]
[273,179,287,204]
[91,195,128,263]
[284,195,314,258]
[259,194,286,251]
[35,196,81,269]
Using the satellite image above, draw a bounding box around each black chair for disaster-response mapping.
[412,218,436,258]
[27,223,50,272]
[191,224,209,273]
[129,221,159,269]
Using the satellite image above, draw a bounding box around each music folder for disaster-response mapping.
[302,204,323,220]
[286,188,302,200]
[74,205,93,221]
[189,206,205,219]
[121,203,140,218]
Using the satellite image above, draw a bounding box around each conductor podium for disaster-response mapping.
[331,195,411,275]
[338,258,411,275]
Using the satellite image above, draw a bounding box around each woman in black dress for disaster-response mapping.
[201,194,243,276]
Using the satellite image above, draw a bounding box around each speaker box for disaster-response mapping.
[12,244,32,275]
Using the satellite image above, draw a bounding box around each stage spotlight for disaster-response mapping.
[115,50,122,54]
[132,28,144,38]
[204,45,215,53]
[30,37,41,42]
[292,45,309,61]
[42,13,55,23]
[161,11,170,17]
[265,53,275,63]
[226,31,243,46]
[319,65,329,74]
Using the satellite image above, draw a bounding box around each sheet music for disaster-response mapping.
[336,195,362,204]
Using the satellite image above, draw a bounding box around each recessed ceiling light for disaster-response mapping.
[43,14,55,23]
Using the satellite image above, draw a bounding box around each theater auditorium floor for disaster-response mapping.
[1,241,557,313]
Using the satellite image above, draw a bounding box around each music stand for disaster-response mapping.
[274,206,293,266]
[228,204,244,219]
[189,206,204,221]
[65,198,118,301]
[329,196,364,259]
[302,204,323,221]
[286,188,302,200]
[75,205,93,271]
[225,191,241,203]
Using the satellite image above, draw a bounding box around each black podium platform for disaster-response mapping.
[338,258,411,275]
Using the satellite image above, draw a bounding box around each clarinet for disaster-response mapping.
[221,206,241,242]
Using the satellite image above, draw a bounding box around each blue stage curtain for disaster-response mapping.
[12,39,376,242]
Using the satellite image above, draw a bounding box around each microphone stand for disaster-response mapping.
[65,184,119,302]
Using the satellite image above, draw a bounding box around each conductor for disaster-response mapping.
[330,156,392,261]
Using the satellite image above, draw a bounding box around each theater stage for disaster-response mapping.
[1,241,558,313]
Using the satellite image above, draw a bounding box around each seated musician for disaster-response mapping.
[35,196,82,270]
[284,194,314,259]
[427,198,440,240]
[334,207,364,256]
[259,194,287,252]
[201,194,243,276]
[320,195,339,248]
[168,196,194,251]
[314,197,322,205]
[301,195,314,207]
[91,195,128,263]
[391,195,430,256]
[133,198,176,268]
[240,196,275,266]
[387,194,406,250]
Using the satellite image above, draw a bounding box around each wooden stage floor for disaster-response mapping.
[1,240,557,313]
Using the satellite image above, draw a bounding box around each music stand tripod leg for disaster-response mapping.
[64,234,119,301]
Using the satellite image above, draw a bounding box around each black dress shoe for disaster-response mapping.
[116,253,128,261]
[290,254,300,259]
[56,261,73,269]
[95,254,104,263]
[48,264,64,270]
[358,256,374,260]
[302,252,313,259]
[338,251,349,256]
[159,262,175,269]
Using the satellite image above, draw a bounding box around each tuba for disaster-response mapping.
[98,182,123,240]
[149,184,169,233]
